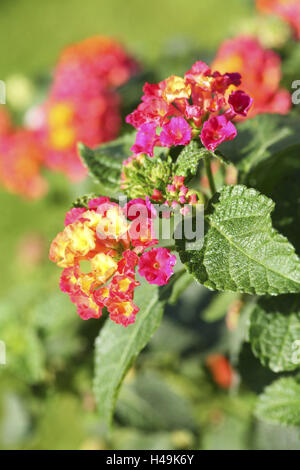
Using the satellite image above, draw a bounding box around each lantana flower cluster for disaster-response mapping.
[121,154,200,215]
[257,0,300,40]
[49,197,176,326]
[212,35,291,117]
[126,61,253,156]
[0,106,48,199]
[31,36,139,181]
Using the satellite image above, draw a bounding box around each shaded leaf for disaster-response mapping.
[243,145,300,256]
[220,114,300,174]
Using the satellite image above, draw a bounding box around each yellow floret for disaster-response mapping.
[96,206,129,240]
[163,75,191,104]
[49,102,74,127]
[91,252,118,283]
[66,222,96,257]
[50,126,75,150]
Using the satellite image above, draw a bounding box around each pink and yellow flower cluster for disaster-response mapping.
[212,36,291,117]
[126,61,252,155]
[257,0,300,40]
[34,36,139,181]
[49,197,176,326]
[0,106,48,199]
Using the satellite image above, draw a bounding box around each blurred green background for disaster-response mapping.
[0,0,252,76]
[2,0,300,451]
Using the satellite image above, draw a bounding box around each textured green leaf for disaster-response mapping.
[176,185,300,295]
[93,279,174,428]
[255,377,300,427]
[250,295,300,372]
[219,114,300,174]
[78,133,135,190]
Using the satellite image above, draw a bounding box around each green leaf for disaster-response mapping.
[255,377,300,427]
[93,279,173,429]
[219,114,300,174]
[249,295,300,373]
[78,133,135,191]
[176,185,300,295]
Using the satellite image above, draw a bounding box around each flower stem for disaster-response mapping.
[204,155,216,196]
